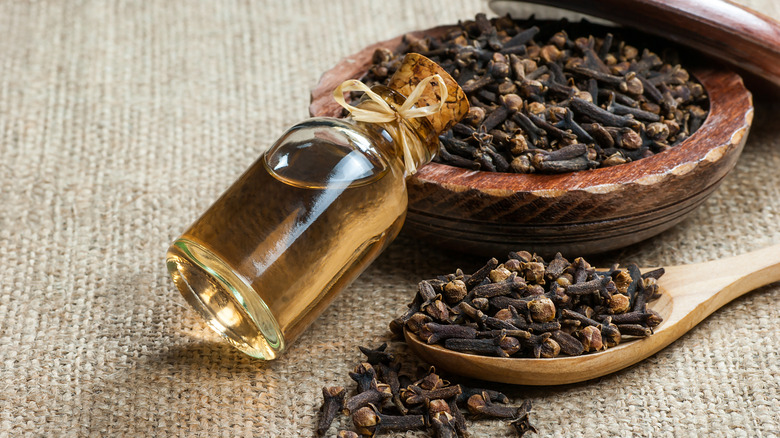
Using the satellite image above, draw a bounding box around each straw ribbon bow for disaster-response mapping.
[332,75,447,175]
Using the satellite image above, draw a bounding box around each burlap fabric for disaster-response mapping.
[1,1,778,436]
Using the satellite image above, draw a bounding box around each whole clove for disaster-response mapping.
[428,399,458,438]
[446,397,468,437]
[358,343,395,365]
[317,386,346,436]
[457,385,510,405]
[401,384,462,405]
[352,405,426,436]
[616,323,653,337]
[344,381,392,414]
[511,400,538,437]
[445,332,521,357]
[360,14,709,173]
[374,361,406,415]
[419,322,478,344]
[467,392,523,418]
[551,330,584,356]
[349,363,378,394]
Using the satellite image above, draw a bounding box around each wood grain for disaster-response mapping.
[489,0,780,88]
[310,23,753,257]
[404,244,780,385]
[406,66,752,256]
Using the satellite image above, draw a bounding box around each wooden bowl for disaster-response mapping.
[309,25,753,257]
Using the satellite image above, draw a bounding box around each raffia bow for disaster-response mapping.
[332,75,447,175]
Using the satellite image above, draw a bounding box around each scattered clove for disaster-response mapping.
[349,363,378,394]
[428,399,458,438]
[352,405,426,436]
[317,386,346,436]
[511,400,538,437]
[317,344,537,436]
[467,392,523,418]
[358,343,395,365]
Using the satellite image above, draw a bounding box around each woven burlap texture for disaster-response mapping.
[1,0,778,436]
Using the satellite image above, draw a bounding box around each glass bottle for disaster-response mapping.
[165,54,468,360]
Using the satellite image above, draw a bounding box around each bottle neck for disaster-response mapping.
[354,85,439,176]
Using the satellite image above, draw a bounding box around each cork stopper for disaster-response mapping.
[386,53,470,134]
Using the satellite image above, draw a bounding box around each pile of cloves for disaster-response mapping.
[317,343,536,437]
[360,14,709,173]
[392,250,664,358]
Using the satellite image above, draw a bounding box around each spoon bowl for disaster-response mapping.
[404,245,780,385]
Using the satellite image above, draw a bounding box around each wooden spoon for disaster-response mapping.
[404,244,780,385]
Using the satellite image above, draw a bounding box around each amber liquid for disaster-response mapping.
[167,119,408,359]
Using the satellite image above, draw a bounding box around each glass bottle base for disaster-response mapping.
[166,239,285,360]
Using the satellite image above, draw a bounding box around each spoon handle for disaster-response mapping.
[660,244,780,329]
[490,0,780,87]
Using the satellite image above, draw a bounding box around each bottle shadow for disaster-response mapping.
[148,339,271,373]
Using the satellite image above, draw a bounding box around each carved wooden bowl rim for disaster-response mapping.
[309,24,753,201]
